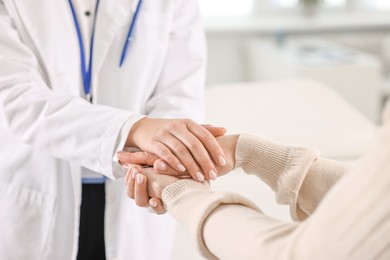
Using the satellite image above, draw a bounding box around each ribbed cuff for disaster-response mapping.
[235,134,320,220]
[235,134,293,191]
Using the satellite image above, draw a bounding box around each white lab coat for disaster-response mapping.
[0,0,206,259]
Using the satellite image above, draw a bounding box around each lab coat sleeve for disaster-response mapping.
[145,0,206,122]
[0,3,142,179]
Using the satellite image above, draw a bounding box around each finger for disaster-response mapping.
[124,168,130,185]
[154,159,191,178]
[202,124,226,137]
[121,163,130,172]
[149,198,166,214]
[177,174,192,179]
[126,118,219,182]
[157,135,206,182]
[188,120,227,169]
[148,139,203,180]
[170,124,216,181]
[117,151,159,166]
[127,168,136,186]
[134,174,150,207]
[148,141,186,174]
[126,168,137,199]
[153,159,169,173]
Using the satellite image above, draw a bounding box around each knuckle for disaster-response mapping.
[157,147,170,157]
[157,127,167,135]
[167,121,179,130]
[189,141,201,150]
[159,152,175,164]
[142,151,150,159]
[182,118,192,124]
[173,143,186,154]
[197,131,211,140]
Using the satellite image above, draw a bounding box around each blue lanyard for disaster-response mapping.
[68,0,100,102]
[68,0,143,101]
[68,1,143,184]
[120,0,143,67]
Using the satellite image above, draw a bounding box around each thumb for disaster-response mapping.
[117,151,159,166]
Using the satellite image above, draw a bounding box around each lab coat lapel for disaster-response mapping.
[92,0,134,83]
[10,0,134,94]
[10,0,79,95]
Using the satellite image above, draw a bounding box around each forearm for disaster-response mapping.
[163,179,301,260]
[162,179,260,259]
[0,83,141,177]
[203,205,298,260]
[297,158,351,218]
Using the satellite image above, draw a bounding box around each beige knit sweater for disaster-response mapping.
[162,126,390,259]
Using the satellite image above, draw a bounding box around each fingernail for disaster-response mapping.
[209,170,218,180]
[136,174,143,184]
[195,172,204,182]
[218,156,227,166]
[131,169,137,179]
[117,151,126,158]
[150,200,157,208]
[156,161,168,172]
[122,164,129,172]
[178,164,186,172]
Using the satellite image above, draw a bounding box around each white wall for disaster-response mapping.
[204,19,390,122]
[205,31,390,86]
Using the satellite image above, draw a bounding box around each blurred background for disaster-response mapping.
[201,0,390,123]
[171,1,390,259]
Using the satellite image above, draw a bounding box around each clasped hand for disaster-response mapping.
[126,117,228,181]
[118,133,238,214]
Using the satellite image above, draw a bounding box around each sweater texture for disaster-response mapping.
[162,125,389,260]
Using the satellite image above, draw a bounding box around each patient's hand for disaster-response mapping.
[124,166,179,214]
[121,135,238,214]
[118,135,238,180]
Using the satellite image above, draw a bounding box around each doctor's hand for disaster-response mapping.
[125,118,227,182]
[119,135,239,179]
[124,166,179,214]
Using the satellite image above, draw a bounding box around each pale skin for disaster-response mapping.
[125,118,228,182]
[118,135,239,214]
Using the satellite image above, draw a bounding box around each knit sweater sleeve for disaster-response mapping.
[235,134,351,220]
[162,179,261,260]
[162,134,352,258]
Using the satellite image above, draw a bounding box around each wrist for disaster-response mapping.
[126,116,148,147]
[215,135,238,176]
